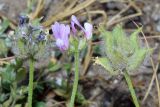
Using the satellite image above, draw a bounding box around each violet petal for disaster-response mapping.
[84,22,93,40]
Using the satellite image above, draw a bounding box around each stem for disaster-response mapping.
[28,59,34,107]
[124,72,140,107]
[69,43,79,107]
[0,77,2,93]
[11,98,17,107]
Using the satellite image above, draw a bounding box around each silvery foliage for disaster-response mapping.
[95,25,148,75]
[12,15,51,61]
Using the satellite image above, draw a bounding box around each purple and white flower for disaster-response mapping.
[71,15,93,40]
[52,22,70,51]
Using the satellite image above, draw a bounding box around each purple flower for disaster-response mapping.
[18,15,29,26]
[37,32,46,41]
[71,15,93,40]
[52,22,70,51]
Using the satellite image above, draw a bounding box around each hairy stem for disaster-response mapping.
[69,43,79,107]
[124,72,140,107]
[28,59,34,107]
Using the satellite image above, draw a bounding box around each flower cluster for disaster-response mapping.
[12,15,48,59]
[12,15,92,59]
[18,15,46,43]
[51,15,93,52]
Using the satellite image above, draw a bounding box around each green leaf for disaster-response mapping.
[130,27,142,50]
[48,63,61,72]
[110,49,127,69]
[113,25,133,54]
[35,102,45,107]
[0,39,8,56]
[102,31,114,54]
[75,91,86,104]
[31,18,42,26]
[0,18,9,35]
[94,57,118,75]
[15,58,23,70]
[128,49,147,71]
[2,64,16,86]
[97,24,149,74]
[112,24,127,47]
[47,60,61,72]
[16,67,26,82]
[17,39,25,55]
[0,94,8,103]
[5,38,12,48]
[64,63,72,72]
